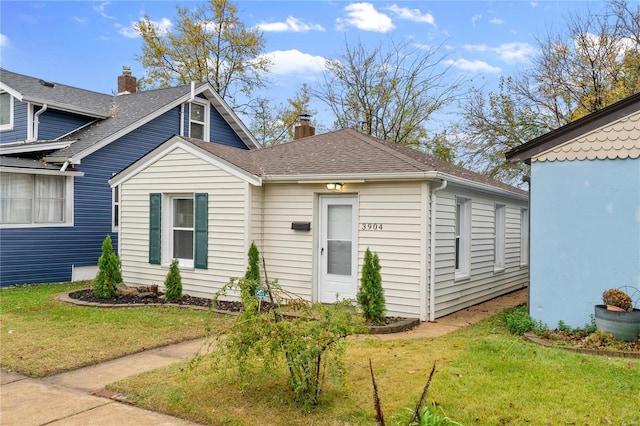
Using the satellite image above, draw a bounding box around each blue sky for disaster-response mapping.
[0,0,604,129]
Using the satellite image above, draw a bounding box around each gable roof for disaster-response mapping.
[173,129,526,197]
[0,69,260,163]
[505,92,640,164]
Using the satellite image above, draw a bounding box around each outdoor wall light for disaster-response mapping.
[326,183,343,192]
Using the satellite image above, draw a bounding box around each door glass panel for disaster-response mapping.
[327,204,352,276]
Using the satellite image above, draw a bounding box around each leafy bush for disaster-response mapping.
[408,406,462,426]
[501,304,545,336]
[93,235,122,299]
[243,241,261,298]
[357,248,386,324]
[164,258,182,302]
[208,276,364,408]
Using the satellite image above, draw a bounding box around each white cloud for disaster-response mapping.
[471,14,482,26]
[256,16,325,33]
[0,34,8,47]
[463,42,536,63]
[387,5,435,25]
[489,18,505,25]
[260,49,326,76]
[444,58,501,74]
[93,2,115,19]
[72,16,87,24]
[336,3,395,33]
[117,17,172,39]
[531,2,538,7]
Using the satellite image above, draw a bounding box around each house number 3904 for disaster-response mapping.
[361,223,383,230]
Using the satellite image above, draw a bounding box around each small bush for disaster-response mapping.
[358,248,386,324]
[164,258,183,302]
[602,288,633,311]
[501,305,545,336]
[93,235,122,299]
[243,241,261,298]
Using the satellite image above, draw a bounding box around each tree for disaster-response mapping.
[93,235,122,299]
[135,0,271,110]
[357,248,386,325]
[459,1,640,184]
[250,84,315,146]
[242,241,261,297]
[164,258,183,302]
[313,38,460,150]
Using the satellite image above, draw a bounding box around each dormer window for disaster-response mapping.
[189,100,209,141]
[0,91,14,131]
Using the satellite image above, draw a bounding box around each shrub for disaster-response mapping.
[602,288,633,311]
[357,248,386,324]
[93,235,122,299]
[209,276,365,408]
[164,258,183,302]
[243,241,261,298]
[501,305,545,335]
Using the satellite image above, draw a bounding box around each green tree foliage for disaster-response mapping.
[164,258,183,302]
[93,235,122,299]
[243,241,261,297]
[135,0,271,110]
[209,277,364,408]
[357,248,386,325]
[250,84,316,146]
[314,38,460,151]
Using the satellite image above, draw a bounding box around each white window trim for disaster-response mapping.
[520,208,529,266]
[112,185,120,232]
[494,204,506,273]
[188,99,210,142]
[0,91,14,132]
[455,197,471,281]
[161,193,195,268]
[0,171,74,228]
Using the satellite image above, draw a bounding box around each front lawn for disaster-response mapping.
[109,312,640,425]
[0,281,223,377]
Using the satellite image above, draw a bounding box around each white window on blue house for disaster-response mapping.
[0,172,73,227]
[494,204,506,272]
[189,101,209,141]
[455,197,471,280]
[112,185,120,232]
[148,192,208,269]
[520,208,529,266]
[0,92,14,131]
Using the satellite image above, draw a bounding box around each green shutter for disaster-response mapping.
[149,193,161,264]
[194,193,208,269]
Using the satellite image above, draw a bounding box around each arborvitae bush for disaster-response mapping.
[243,241,261,298]
[93,235,122,299]
[164,258,183,302]
[357,248,386,325]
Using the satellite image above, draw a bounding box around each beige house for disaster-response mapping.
[110,126,529,321]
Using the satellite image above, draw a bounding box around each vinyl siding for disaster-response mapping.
[432,186,528,318]
[119,147,250,298]
[180,96,247,149]
[0,97,28,142]
[38,108,94,141]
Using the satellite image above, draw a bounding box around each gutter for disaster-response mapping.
[429,179,447,321]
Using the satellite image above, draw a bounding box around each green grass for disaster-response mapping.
[109,313,640,425]
[0,281,223,377]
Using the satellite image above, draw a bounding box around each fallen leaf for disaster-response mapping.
[602,416,612,424]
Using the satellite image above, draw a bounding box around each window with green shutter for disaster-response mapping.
[194,193,208,269]
[149,193,161,264]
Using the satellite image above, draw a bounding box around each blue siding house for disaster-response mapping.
[0,67,259,286]
[506,93,640,328]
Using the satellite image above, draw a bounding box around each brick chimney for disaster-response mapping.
[117,65,136,95]
[294,114,315,140]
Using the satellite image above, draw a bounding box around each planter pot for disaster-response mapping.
[594,305,640,341]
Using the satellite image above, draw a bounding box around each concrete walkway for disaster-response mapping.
[0,288,527,426]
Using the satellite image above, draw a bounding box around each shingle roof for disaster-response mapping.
[0,155,66,171]
[0,68,112,117]
[185,129,526,196]
[49,84,200,159]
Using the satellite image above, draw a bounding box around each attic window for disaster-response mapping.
[188,100,209,141]
[0,92,14,131]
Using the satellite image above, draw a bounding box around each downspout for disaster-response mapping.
[60,161,70,172]
[33,104,48,141]
[429,179,447,321]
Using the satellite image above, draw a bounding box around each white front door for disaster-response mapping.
[319,195,358,303]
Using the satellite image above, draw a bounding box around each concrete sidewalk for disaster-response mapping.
[0,288,527,426]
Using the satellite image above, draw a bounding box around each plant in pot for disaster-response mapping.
[594,287,640,341]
